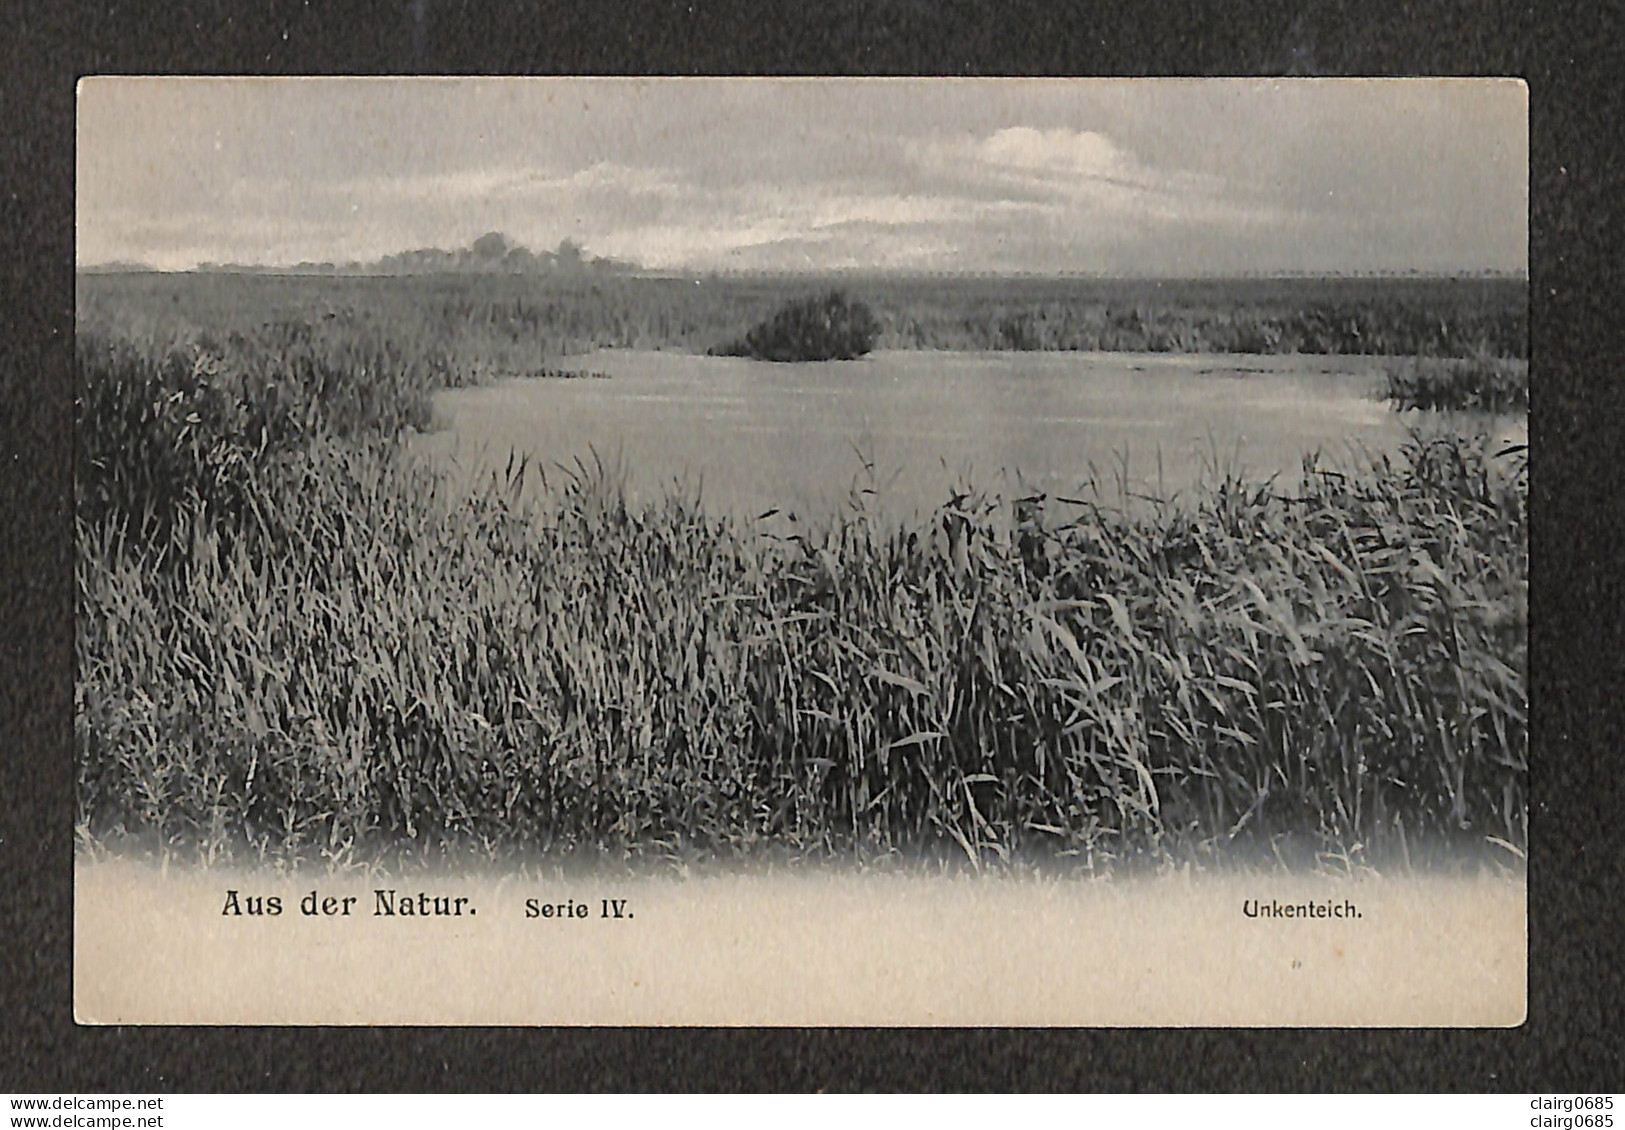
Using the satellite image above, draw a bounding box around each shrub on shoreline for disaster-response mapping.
[712,291,881,362]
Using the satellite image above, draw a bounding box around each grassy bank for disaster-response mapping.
[76,321,1528,873]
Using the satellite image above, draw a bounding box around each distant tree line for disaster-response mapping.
[189,233,640,277]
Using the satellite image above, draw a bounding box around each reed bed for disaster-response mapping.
[76,322,1527,873]
[1384,355,1530,412]
[80,271,1528,363]
[889,298,1527,359]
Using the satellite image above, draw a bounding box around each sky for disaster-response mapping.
[76,77,1527,275]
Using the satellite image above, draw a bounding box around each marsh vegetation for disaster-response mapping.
[711,291,881,362]
[75,271,1528,873]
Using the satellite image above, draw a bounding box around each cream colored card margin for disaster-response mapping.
[75,862,1525,1026]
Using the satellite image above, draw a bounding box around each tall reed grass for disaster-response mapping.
[1384,356,1530,413]
[76,322,1528,871]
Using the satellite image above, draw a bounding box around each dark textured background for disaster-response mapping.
[3,0,1620,1092]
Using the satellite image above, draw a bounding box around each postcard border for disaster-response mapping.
[5,0,1618,1093]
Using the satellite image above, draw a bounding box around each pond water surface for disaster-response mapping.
[412,349,1523,521]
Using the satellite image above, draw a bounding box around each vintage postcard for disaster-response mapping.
[74,76,1527,1025]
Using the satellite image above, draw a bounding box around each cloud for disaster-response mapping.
[712,220,962,272]
[581,181,1062,270]
[222,160,687,215]
[78,207,371,269]
[362,161,685,204]
[908,126,1291,235]
[979,127,1131,180]
[913,127,1154,196]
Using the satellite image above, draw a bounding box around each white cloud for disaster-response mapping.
[251,160,685,208]
[748,187,1048,234]
[979,127,1129,179]
[581,185,1059,270]
[908,126,1290,234]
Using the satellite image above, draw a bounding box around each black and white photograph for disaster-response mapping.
[72,77,1528,1025]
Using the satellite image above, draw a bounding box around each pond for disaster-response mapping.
[411,349,1524,522]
